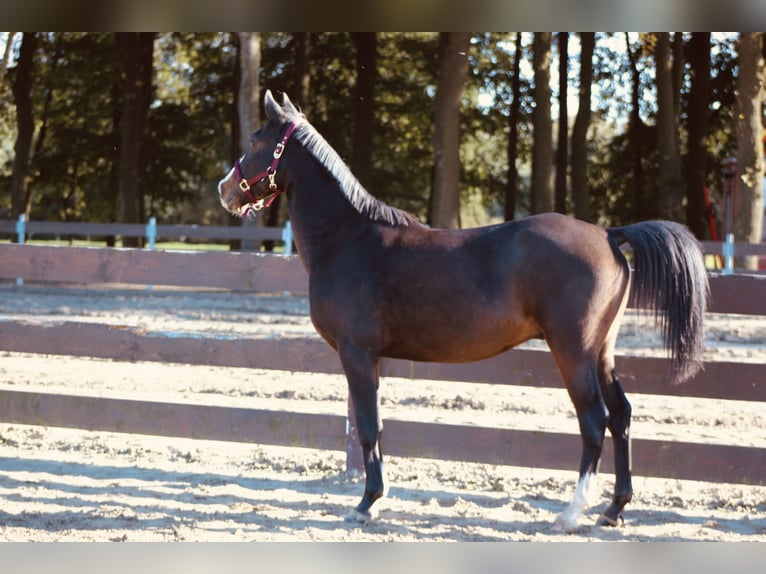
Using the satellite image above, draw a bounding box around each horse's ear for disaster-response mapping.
[264,89,283,120]
[281,92,300,116]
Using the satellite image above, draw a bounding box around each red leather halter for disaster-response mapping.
[234,122,298,211]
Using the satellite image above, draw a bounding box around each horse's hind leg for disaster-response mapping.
[553,360,608,532]
[596,351,633,526]
[338,342,386,523]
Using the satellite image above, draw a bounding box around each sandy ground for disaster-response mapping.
[0,283,764,541]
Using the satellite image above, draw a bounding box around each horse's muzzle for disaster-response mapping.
[217,167,241,213]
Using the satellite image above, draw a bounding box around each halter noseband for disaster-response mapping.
[235,122,298,211]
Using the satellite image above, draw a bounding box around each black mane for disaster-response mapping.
[291,121,420,227]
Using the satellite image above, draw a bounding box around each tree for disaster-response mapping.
[10,32,36,221]
[429,32,471,229]
[265,33,311,248]
[0,32,753,244]
[571,32,594,222]
[237,32,262,251]
[555,32,568,214]
[117,32,154,247]
[685,33,711,238]
[505,32,523,221]
[372,33,440,217]
[625,33,647,221]
[351,33,376,189]
[237,32,260,154]
[654,32,683,221]
[292,33,311,115]
[1,32,17,81]
[734,32,765,269]
[531,32,553,214]
[672,33,683,119]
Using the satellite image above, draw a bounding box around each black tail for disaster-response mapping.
[608,220,709,383]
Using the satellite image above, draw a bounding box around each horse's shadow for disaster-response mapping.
[0,458,760,541]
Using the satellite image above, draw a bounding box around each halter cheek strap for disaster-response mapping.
[235,122,298,210]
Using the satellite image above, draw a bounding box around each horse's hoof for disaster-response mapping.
[596,513,624,527]
[344,508,373,524]
[552,515,578,533]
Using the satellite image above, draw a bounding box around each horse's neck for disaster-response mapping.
[285,157,369,272]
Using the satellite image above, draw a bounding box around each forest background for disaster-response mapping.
[1,32,764,262]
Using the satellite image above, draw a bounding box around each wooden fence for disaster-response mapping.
[1,241,765,485]
[3,217,765,270]
[0,217,293,251]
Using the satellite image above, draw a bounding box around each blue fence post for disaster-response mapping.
[722,233,734,276]
[15,214,26,287]
[146,217,157,250]
[15,214,26,245]
[282,221,293,256]
[145,217,156,291]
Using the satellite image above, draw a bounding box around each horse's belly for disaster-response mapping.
[382,317,539,363]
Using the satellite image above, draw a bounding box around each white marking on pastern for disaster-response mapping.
[553,473,598,532]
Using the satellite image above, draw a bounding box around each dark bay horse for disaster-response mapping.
[218,90,709,531]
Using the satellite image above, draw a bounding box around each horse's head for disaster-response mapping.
[218,90,303,220]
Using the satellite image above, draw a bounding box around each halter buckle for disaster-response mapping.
[239,179,251,192]
[273,142,285,159]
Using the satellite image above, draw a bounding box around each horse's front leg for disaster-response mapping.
[338,341,385,523]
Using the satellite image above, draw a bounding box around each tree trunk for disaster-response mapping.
[685,33,711,239]
[655,32,684,221]
[531,32,554,214]
[672,32,684,120]
[265,32,311,251]
[32,34,63,163]
[237,32,261,154]
[571,32,594,223]
[293,33,311,116]
[10,33,36,224]
[429,32,471,229]
[268,33,310,245]
[734,32,765,270]
[107,40,121,247]
[27,34,63,221]
[554,32,568,214]
[505,32,522,221]
[626,33,647,220]
[351,32,376,189]
[1,32,18,81]
[228,34,242,250]
[117,32,154,248]
[237,32,262,252]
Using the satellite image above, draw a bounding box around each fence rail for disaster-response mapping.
[0,243,306,292]
[3,217,765,268]
[0,216,293,252]
[2,243,764,315]
[0,242,764,485]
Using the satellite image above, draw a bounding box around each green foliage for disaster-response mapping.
[370,32,440,217]
[706,37,738,193]
[0,32,746,233]
[463,33,533,222]
[1,32,237,224]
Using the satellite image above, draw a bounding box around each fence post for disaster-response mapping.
[282,221,293,256]
[15,214,26,287]
[145,217,156,291]
[15,214,26,245]
[145,217,157,250]
[721,157,737,275]
[722,233,734,276]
